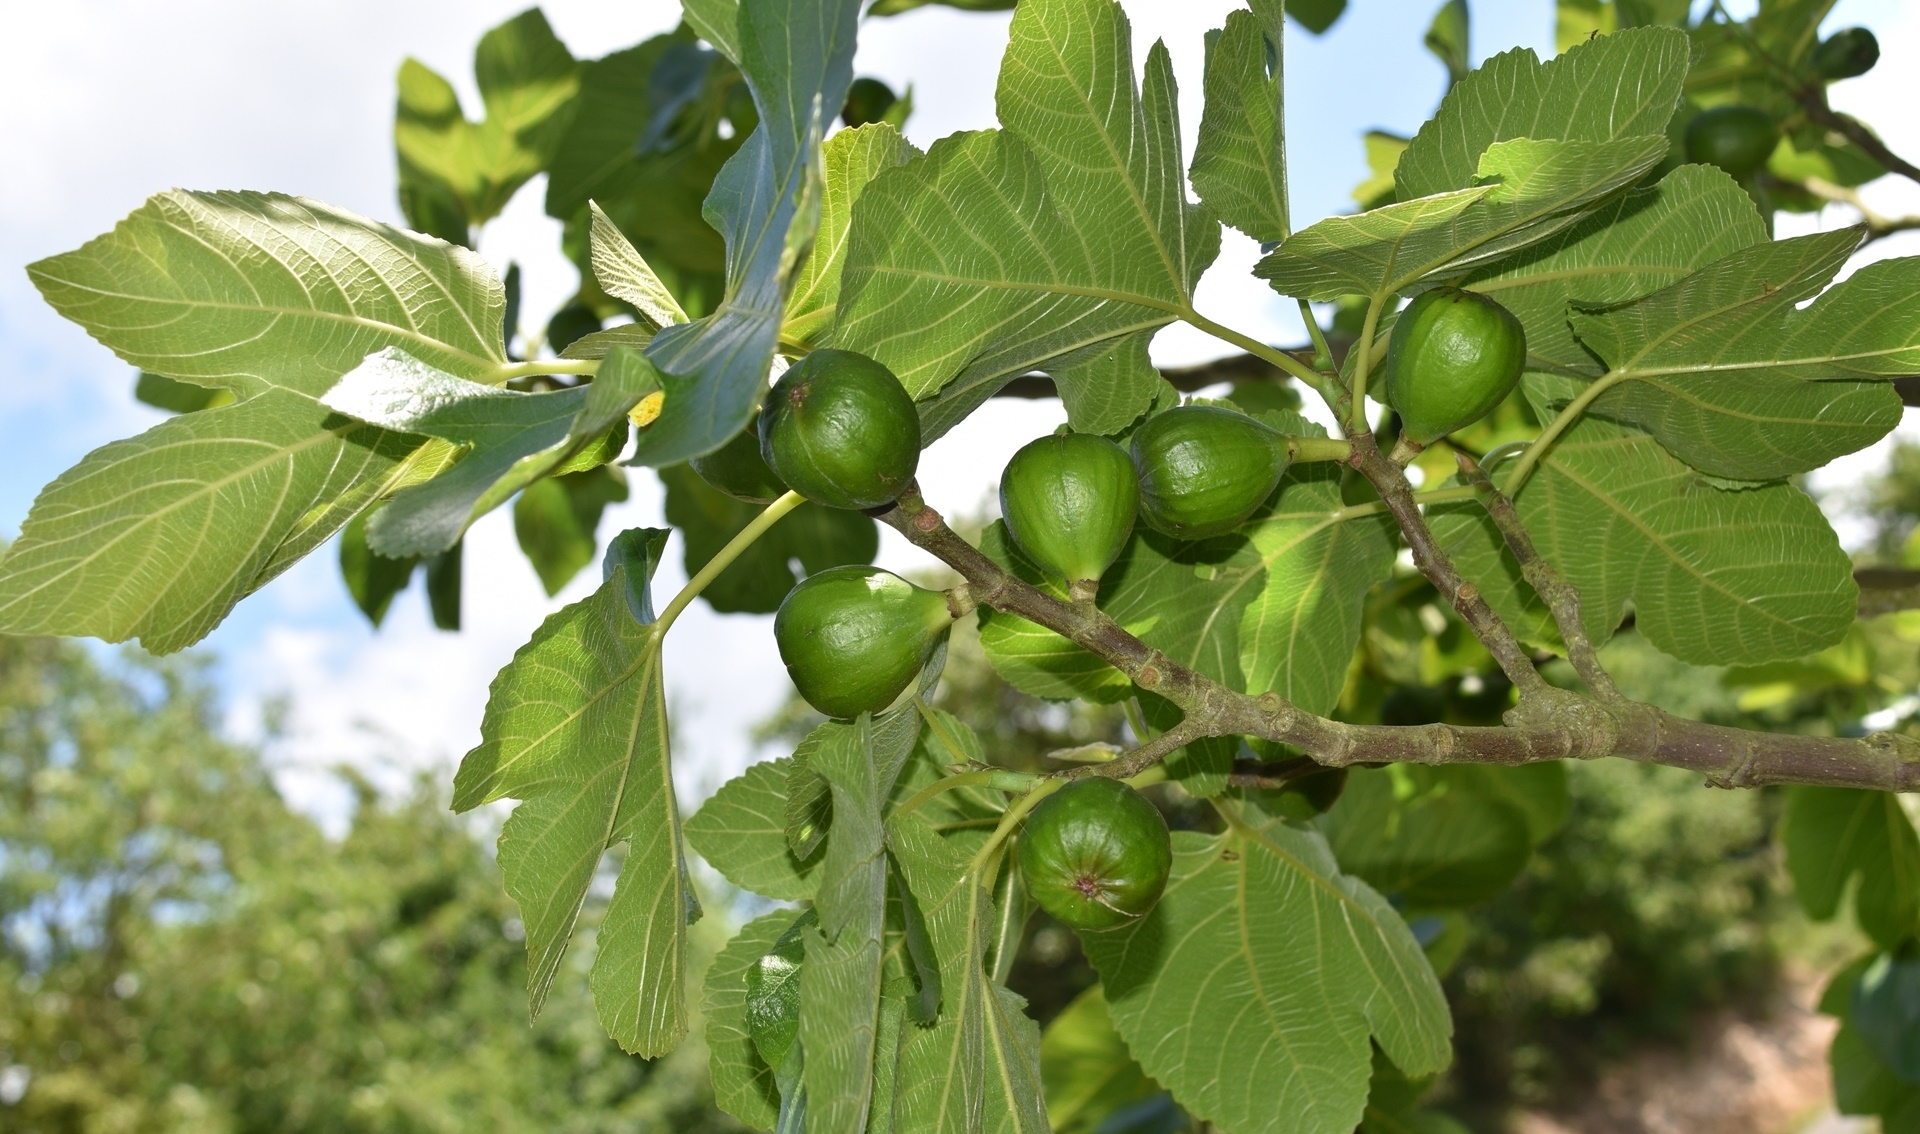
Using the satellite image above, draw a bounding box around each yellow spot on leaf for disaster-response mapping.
[629,390,665,428]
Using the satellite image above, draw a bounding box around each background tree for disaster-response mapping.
[0,632,736,1133]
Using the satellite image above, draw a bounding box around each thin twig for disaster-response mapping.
[1348,435,1551,699]
[1457,452,1624,704]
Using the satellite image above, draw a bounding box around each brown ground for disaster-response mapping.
[1509,968,1865,1134]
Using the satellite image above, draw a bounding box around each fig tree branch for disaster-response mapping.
[873,494,1920,792]
[1348,435,1552,700]
[1457,452,1623,703]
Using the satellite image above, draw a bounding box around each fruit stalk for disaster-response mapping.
[657,491,806,634]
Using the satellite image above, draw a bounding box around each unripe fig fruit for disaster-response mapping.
[1018,778,1173,931]
[1382,286,1527,445]
[773,565,954,719]
[1130,405,1289,540]
[760,349,921,511]
[691,425,788,503]
[1814,27,1878,80]
[1000,433,1138,598]
[841,77,898,128]
[1684,105,1778,182]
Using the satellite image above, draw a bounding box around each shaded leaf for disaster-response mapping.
[1445,375,1858,665]
[1784,787,1920,950]
[1041,985,1161,1134]
[1321,766,1535,909]
[885,812,1050,1134]
[685,757,820,901]
[801,709,924,1133]
[512,465,630,596]
[658,463,877,614]
[340,511,419,627]
[704,909,798,1129]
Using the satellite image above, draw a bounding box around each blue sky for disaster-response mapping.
[1,0,1915,817]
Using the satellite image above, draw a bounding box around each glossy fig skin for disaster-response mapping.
[1684,105,1778,182]
[773,565,954,719]
[1019,778,1173,931]
[759,349,921,511]
[1382,287,1527,445]
[1814,27,1879,80]
[1000,433,1139,593]
[1130,405,1288,540]
[691,425,789,503]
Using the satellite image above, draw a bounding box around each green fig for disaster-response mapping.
[1814,27,1878,80]
[773,565,954,719]
[1000,433,1138,599]
[1382,286,1527,445]
[760,349,921,511]
[691,425,788,503]
[841,77,898,128]
[1018,778,1172,931]
[1130,405,1289,540]
[1684,105,1778,182]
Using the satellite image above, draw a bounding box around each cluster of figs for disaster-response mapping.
[713,51,1883,922]
[696,279,1534,926]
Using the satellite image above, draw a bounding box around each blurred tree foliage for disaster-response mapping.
[0,634,741,1134]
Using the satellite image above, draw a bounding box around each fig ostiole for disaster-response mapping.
[691,424,789,503]
[1130,405,1290,540]
[1018,777,1173,931]
[1000,432,1139,602]
[1381,286,1527,446]
[759,349,921,511]
[773,565,956,719]
[1683,105,1778,183]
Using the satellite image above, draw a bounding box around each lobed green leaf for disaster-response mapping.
[884,812,1050,1134]
[837,0,1218,439]
[27,190,506,400]
[640,0,863,467]
[0,389,443,653]
[1783,787,1920,951]
[452,529,694,1055]
[1439,376,1858,665]
[1191,0,1289,243]
[1395,25,1689,198]
[1080,797,1451,1134]
[1256,135,1668,300]
[784,123,919,345]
